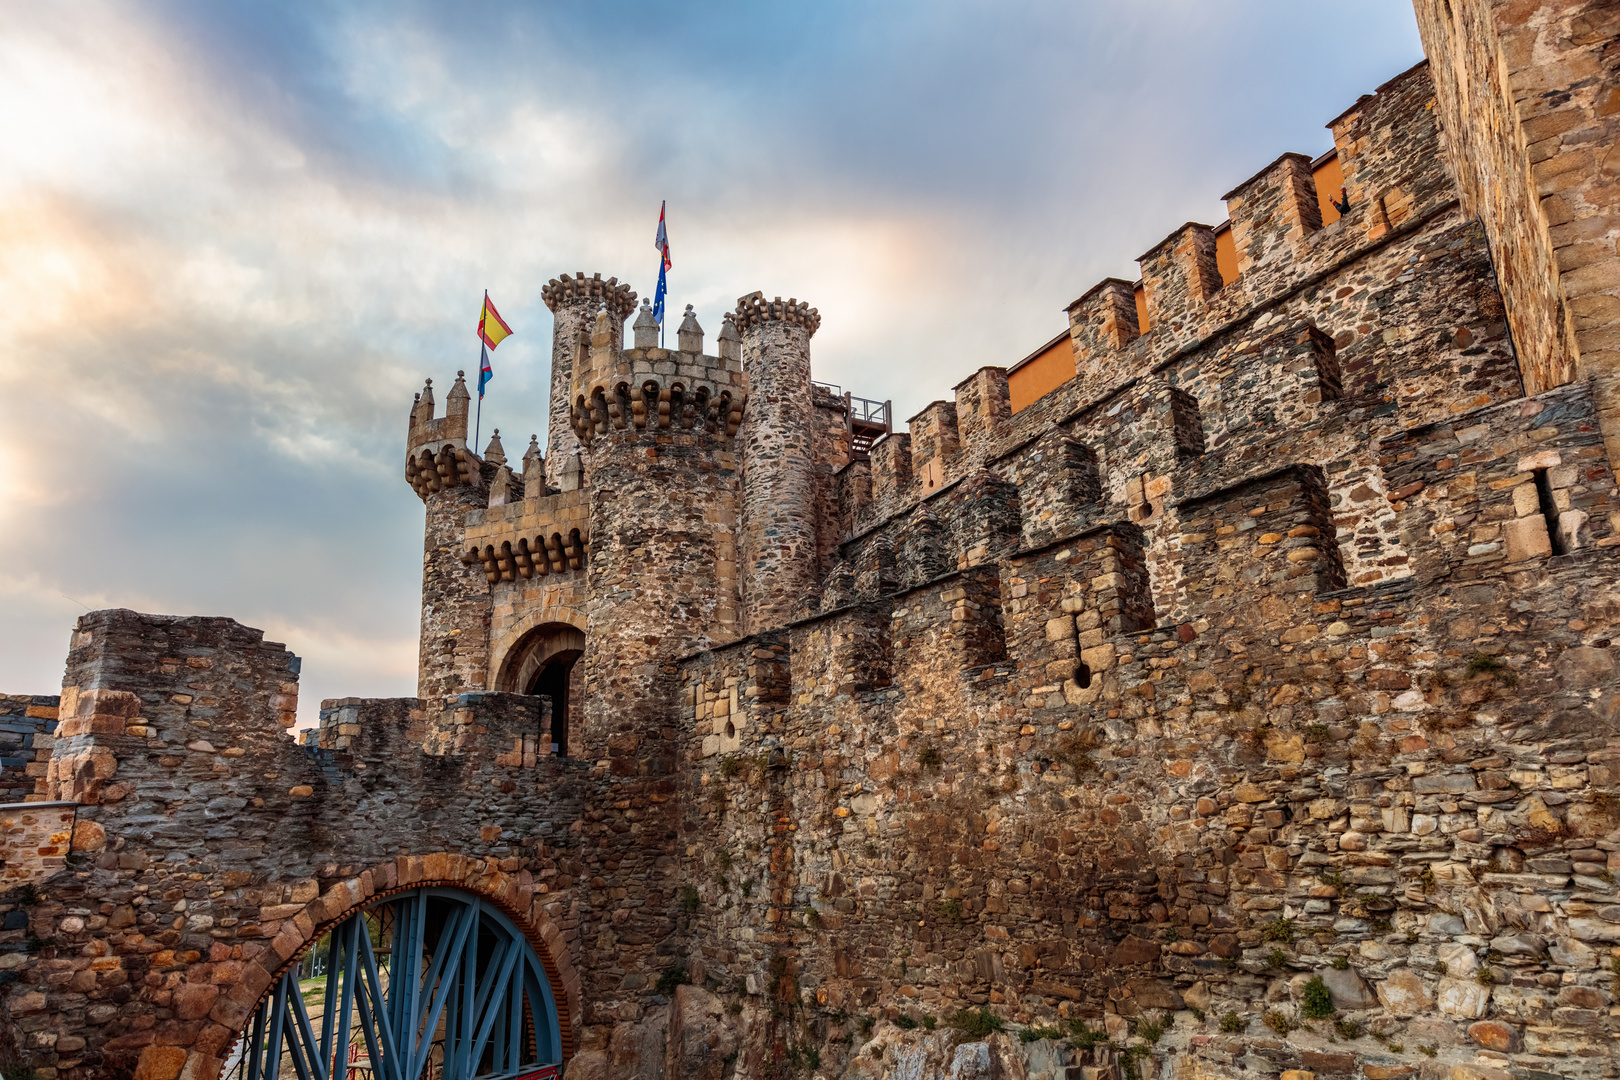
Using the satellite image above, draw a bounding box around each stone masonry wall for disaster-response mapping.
[10,26,1620,1080]
[0,611,596,1080]
[0,696,57,804]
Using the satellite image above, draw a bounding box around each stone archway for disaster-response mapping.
[163,855,581,1080]
[494,623,585,757]
[220,886,560,1080]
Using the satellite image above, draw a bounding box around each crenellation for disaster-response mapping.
[867,431,913,515]
[14,22,1620,1080]
[1137,221,1226,342]
[1223,152,1324,280]
[953,366,1012,461]
[1067,277,1142,401]
[908,399,960,495]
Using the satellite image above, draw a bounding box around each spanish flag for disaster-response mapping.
[478,291,513,350]
[476,291,512,400]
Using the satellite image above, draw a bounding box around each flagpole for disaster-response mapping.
[474,290,486,454]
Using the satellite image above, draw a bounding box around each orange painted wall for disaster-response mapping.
[1007,335,1076,413]
[1010,154,1343,416]
[1215,226,1239,285]
[1314,153,1345,226]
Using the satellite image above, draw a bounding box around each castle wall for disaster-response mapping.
[0,611,596,1080]
[671,380,1620,1080]
[0,695,57,804]
[10,29,1620,1080]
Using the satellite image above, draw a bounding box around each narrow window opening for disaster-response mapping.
[1170,387,1205,458]
[1073,662,1092,689]
[724,720,736,739]
[1533,468,1566,555]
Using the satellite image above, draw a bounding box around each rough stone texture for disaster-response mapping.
[0,695,58,803]
[7,24,1620,1080]
[1414,0,1620,464]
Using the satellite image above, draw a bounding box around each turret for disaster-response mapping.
[540,272,637,488]
[561,277,749,772]
[403,371,494,700]
[734,292,822,632]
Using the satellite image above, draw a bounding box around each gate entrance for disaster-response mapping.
[223,887,562,1080]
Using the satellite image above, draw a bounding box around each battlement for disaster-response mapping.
[731,291,821,336]
[540,271,637,320]
[405,371,485,499]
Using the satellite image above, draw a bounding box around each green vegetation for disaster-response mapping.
[1300,977,1335,1020]
[1334,1019,1364,1040]
[947,1007,1005,1040]
[1219,1012,1245,1034]
[679,885,700,913]
[1262,918,1295,944]
[1019,1025,1066,1043]
[1068,1021,1109,1050]
[1267,948,1288,969]
[895,1014,919,1030]
[1263,1011,1297,1035]
[1135,1017,1165,1044]
[1331,954,1350,971]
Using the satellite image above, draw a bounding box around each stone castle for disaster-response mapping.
[2,2,1619,1079]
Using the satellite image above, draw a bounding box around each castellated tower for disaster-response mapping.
[541,272,636,489]
[403,370,493,699]
[734,293,822,632]
[566,292,749,770]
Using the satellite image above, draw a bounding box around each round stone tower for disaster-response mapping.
[733,292,822,634]
[541,272,638,490]
[565,290,749,772]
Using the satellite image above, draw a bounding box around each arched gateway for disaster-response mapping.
[223,887,562,1080]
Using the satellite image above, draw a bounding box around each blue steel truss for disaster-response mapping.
[224,887,561,1080]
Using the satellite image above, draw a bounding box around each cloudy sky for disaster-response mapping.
[0,0,1426,724]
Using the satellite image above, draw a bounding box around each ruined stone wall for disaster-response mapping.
[0,696,57,804]
[0,611,595,1080]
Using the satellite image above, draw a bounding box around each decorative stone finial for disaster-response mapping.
[523,434,543,483]
[484,429,506,466]
[677,304,704,353]
[560,452,583,493]
[717,313,742,362]
[633,298,659,349]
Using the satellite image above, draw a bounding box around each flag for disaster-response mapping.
[655,201,671,272]
[653,201,670,325]
[478,291,513,349]
[476,291,512,399]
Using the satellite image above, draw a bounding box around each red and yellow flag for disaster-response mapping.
[478,292,513,350]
